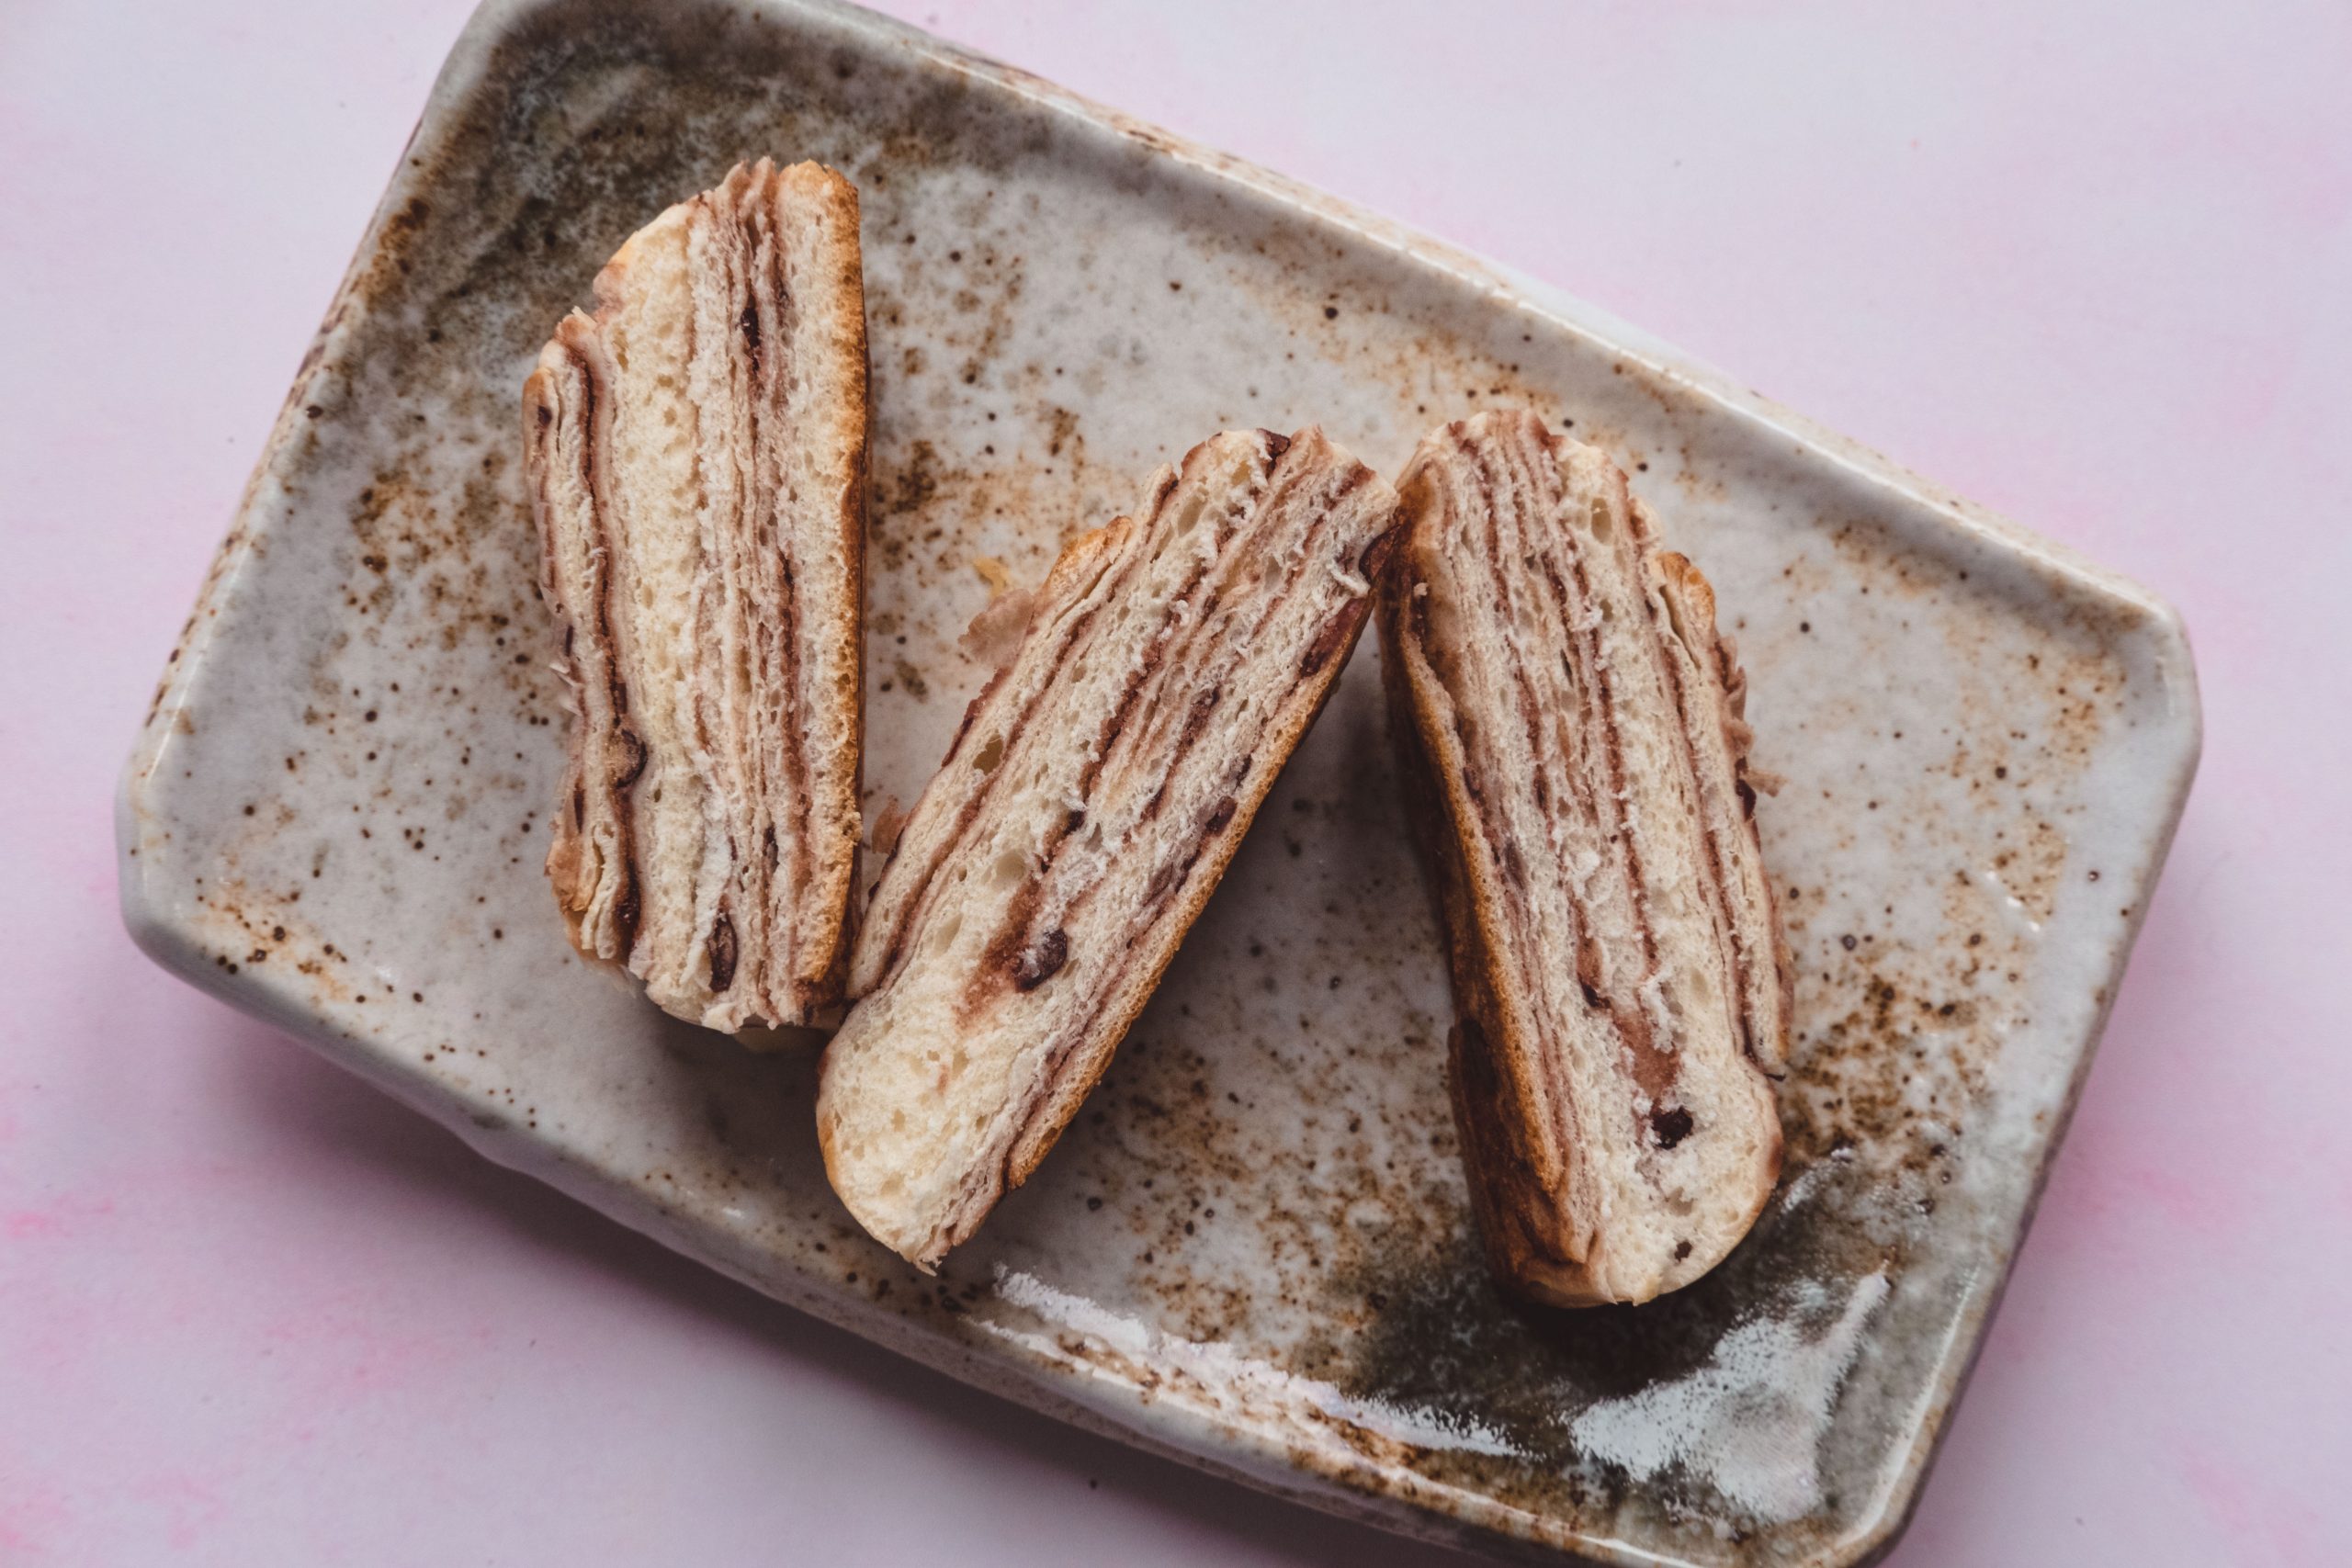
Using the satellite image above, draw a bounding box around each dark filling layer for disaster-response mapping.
[558,339,644,964]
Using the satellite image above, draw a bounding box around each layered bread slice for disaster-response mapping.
[1379,410,1790,1306]
[818,428,1400,1269]
[524,160,867,1031]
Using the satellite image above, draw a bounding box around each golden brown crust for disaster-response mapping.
[777,161,868,1010]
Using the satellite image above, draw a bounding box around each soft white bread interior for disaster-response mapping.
[524,159,866,1030]
[1378,409,1790,1306]
[818,428,1400,1269]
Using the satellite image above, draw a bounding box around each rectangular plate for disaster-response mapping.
[119,2,2199,1562]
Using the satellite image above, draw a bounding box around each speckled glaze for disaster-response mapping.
[116,2,2199,1562]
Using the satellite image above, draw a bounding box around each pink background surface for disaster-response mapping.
[4,1,2346,1562]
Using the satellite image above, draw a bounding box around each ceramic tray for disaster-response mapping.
[118,2,2200,1561]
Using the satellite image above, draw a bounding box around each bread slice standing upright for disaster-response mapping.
[819,428,1400,1269]
[525,160,867,1031]
[1379,410,1789,1305]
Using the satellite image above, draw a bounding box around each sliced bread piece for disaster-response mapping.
[1379,409,1789,1306]
[818,428,1400,1269]
[524,159,867,1031]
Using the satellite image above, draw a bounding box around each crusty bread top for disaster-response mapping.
[524,159,867,1031]
[1381,409,1786,1305]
